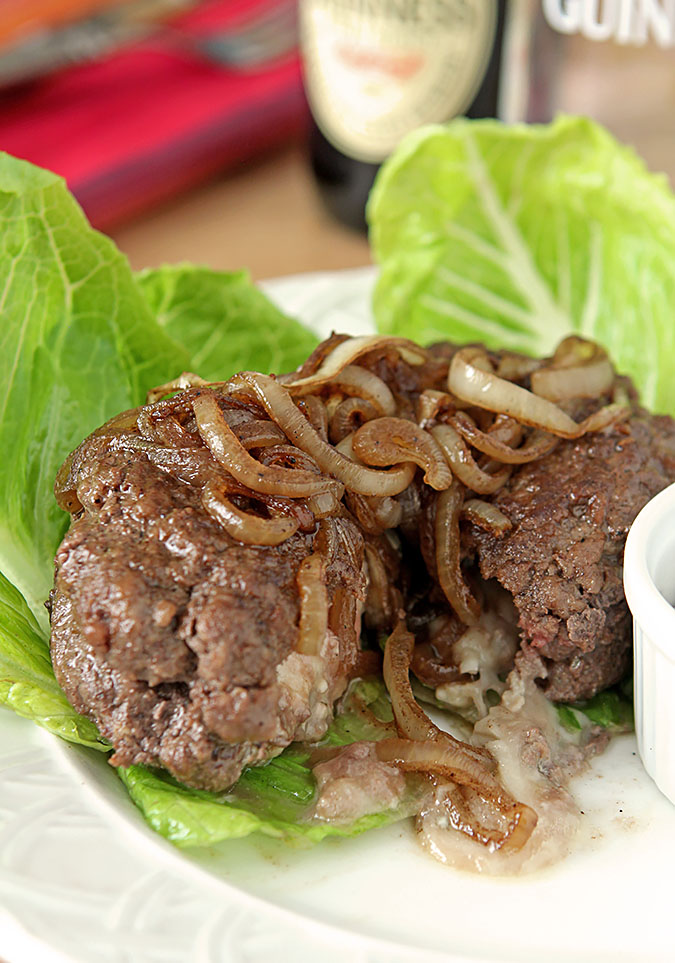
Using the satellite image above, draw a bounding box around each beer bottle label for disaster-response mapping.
[300,0,498,163]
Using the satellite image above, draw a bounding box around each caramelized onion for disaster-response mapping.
[353,418,453,491]
[450,412,558,465]
[235,420,287,450]
[344,492,384,535]
[369,495,403,530]
[486,414,524,447]
[334,432,358,460]
[377,739,537,852]
[383,623,488,762]
[421,782,539,854]
[363,542,396,630]
[306,490,339,519]
[386,623,456,741]
[192,391,341,498]
[448,347,623,439]
[227,373,417,496]
[431,424,510,495]
[531,336,613,402]
[496,353,541,382]
[375,737,495,792]
[576,403,631,434]
[416,389,456,428]
[292,364,396,417]
[283,335,427,391]
[330,397,379,443]
[263,495,316,533]
[461,499,512,535]
[382,625,536,853]
[434,482,481,625]
[146,371,210,404]
[255,444,322,474]
[287,333,350,381]
[297,395,329,440]
[296,554,328,655]
[202,481,299,545]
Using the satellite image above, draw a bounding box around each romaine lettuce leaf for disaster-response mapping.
[0,124,652,853]
[0,571,107,750]
[0,153,190,624]
[0,153,398,850]
[118,680,413,848]
[369,115,675,414]
[557,677,634,734]
[137,265,319,382]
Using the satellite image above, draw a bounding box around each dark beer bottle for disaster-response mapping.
[299,0,509,230]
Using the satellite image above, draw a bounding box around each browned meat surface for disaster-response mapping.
[467,414,675,701]
[50,393,368,791]
[49,334,675,802]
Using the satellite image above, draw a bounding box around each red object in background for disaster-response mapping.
[0,0,306,229]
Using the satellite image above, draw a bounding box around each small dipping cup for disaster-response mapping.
[624,482,675,807]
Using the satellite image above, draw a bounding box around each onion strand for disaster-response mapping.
[226,373,417,496]
[448,347,626,439]
[434,482,481,625]
[192,390,342,499]
[202,481,299,545]
[354,417,454,491]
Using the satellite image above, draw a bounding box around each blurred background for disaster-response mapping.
[0,0,672,279]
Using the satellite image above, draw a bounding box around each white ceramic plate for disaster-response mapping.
[1,268,674,963]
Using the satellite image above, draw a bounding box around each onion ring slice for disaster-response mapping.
[283,335,427,392]
[448,348,626,439]
[202,481,299,545]
[226,373,417,496]
[383,623,489,764]
[434,481,481,624]
[146,371,210,404]
[292,365,397,417]
[353,417,453,491]
[432,424,511,494]
[461,499,512,535]
[296,554,328,655]
[192,391,342,498]
[450,412,558,465]
[381,625,537,853]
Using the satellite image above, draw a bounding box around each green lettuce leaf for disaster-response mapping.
[118,680,413,848]
[369,115,675,414]
[0,128,654,853]
[0,154,402,850]
[0,571,107,750]
[556,678,634,734]
[136,265,319,382]
[0,154,318,625]
[0,153,190,624]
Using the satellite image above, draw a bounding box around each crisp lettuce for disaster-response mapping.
[0,157,318,626]
[557,678,634,734]
[369,115,675,414]
[118,680,411,848]
[0,152,359,848]
[0,153,189,625]
[137,264,318,382]
[0,119,657,850]
[0,572,107,750]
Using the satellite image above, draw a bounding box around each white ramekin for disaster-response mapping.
[623,481,675,807]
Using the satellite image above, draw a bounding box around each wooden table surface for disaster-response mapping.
[111,141,372,280]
